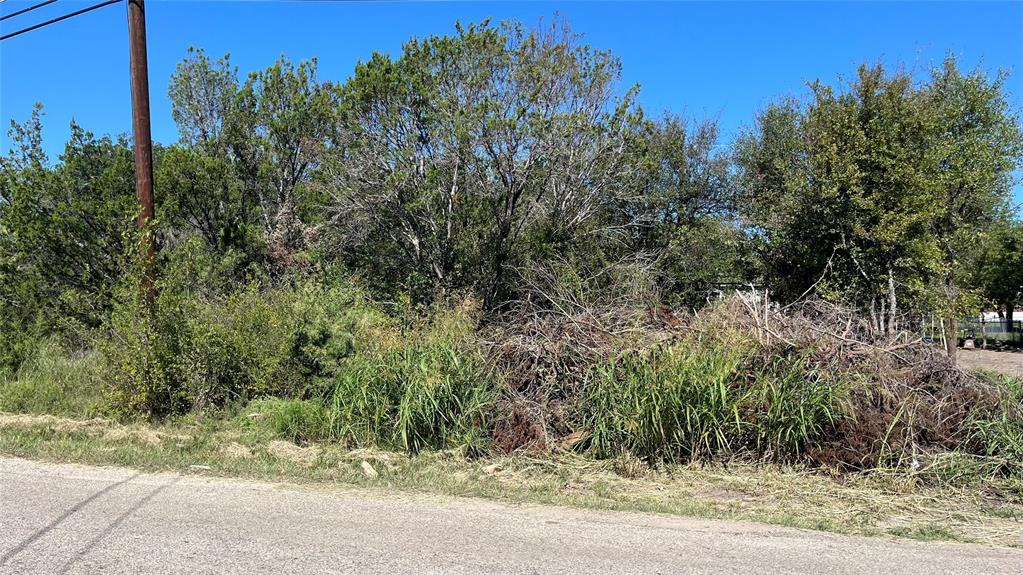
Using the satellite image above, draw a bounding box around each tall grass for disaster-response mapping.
[0,339,106,417]
[585,344,746,461]
[746,350,844,458]
[584,340,843,463]
[968,374,1023,477]
[328,308,495,454]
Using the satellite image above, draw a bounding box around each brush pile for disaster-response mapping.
[726,292,1013,470]
[487,261,680,452]
[489,288,1022,475]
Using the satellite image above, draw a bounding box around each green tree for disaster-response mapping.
[0,107,136,368]
[738,65,936,330]
[323,19,638,306]
[977,219,1023,326]
[737,59,1023,360]
[166,49,336,264]
[627,114,747,306]
[922,58,1023,359]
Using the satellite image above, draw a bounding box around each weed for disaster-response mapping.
[0,339,105,417]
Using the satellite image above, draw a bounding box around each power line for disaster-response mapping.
[0,0,119,42]
[0,0,58,22]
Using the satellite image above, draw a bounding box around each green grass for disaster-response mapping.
[326,314,495,454]
[0,340,106,418]
[886,524,962,542]
[584,342,843,463]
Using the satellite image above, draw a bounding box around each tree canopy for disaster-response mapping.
[1,19,1021,370]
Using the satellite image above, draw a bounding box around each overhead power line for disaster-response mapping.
[0,0,58,22]
[0,0,119,42]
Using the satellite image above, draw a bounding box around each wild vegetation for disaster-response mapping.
[1,18,1022,498]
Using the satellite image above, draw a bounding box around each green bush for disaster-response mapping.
[288,276,392,393]
[102,248,404,419]
[103,283,312,417]
[0,339,106,417]
[182,285,302,410]
[102,253,301,417]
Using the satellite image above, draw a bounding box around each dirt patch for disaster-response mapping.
[957,349,1023,378]
[267,440,320,467]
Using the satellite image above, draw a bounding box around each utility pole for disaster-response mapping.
[127,0,157,311]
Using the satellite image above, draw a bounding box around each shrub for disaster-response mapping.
[102,246,388,418]
[181,285,302,411]
[101,273,191,417]
[287,276,393,393]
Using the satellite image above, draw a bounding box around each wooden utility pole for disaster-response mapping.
[127,0,157,310]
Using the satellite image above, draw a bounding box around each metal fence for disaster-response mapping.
[959,319,1022,345]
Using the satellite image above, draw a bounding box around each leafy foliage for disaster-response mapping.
[0,19,1021,479]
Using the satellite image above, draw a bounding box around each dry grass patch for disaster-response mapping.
[266,439,321,467]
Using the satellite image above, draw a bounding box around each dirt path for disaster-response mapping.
[1,457,1019,574]
[957,348,1023,377]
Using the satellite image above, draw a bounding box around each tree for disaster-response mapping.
[166,49,336,262]
[922,58,1023,360]
[738,66,937,330]
[322,19,638,306]
[165,49,257,255]
[0,107,136,344]
[627,114,747,306]
[237,57,336,259]
[736,59,1023,360]
[978,219,1023,327]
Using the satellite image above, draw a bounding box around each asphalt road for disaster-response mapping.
[0,457,1019,574]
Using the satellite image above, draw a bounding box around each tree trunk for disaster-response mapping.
[942,271,957,363]
[980,314,987,349]
[943,316,958,364]
[887,268,897,335]
[1007,304,1016,346]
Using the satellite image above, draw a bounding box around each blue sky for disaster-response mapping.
[2,0,1022,205]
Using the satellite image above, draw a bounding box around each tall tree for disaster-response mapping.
[323,19,638,306]
[922,58,1023,361]
[737,59,1023,359]
[166,49,336,261]
[628,114,746,306]
[977,219,1023,327]
[0,108,136,336]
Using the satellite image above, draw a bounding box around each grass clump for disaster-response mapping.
[967,374,1023,479]
[243,398,331,443]
[585,342,748,461]
[329,308,495,455]
[0,339,105,418]
[584,339,844,463]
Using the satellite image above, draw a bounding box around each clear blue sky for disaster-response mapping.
[2,0,1021,205]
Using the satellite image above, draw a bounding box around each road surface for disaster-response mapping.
[0,457,1019,574]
